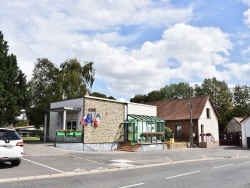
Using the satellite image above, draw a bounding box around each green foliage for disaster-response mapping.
[90,92,107,98]
[130,94,149,103]
[90,92,116,100]
[27,58,95,126]
[165,127,172,141]
[130,77,250,132]
[0,31,31,126]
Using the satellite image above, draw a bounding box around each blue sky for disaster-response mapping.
[1,0,250,101]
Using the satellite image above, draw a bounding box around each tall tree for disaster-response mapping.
[196,77,231,130]
[164,82,191,99]
[58,59,95,99]
[231,85,250,117]
[26,58,59,127]
[27,58,95,127]
[0,31,30,126]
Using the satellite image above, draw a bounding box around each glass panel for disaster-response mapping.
[67,122,71,130]
[72,121,77,130]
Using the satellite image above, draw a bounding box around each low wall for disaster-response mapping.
[137,143,164,151]
[55,143,84,151]
[55,142,120,151]
[164,142,188,150]
[199,141,220,148]
[84,143,119,151]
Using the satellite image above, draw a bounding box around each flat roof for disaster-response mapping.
[46,107,81,113]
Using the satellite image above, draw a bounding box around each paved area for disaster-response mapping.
[24,142,250,165]
[0,142,249,183]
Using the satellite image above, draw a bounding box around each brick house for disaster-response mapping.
[149,96,220,148]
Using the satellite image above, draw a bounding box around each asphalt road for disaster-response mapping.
[1,156,250,188]
[0,142,249,187]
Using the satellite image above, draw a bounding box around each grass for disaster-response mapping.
[22,137,41,142]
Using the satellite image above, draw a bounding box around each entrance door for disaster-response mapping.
[247,137,250,148]
[124,123,135,142]
[67,121,77,130]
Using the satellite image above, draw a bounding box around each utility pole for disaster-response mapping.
[189,86,193,148]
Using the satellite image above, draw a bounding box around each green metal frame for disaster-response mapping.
[125,114,165,146]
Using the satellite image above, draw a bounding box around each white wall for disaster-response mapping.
[241,117,250,148]
[127,103,157,116]
[49,98,84,141]
[198,100,219,142]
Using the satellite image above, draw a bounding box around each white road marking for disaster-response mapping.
[166,171,201,179]
[23,158,65,173]
[111,159,133,163]
[119,183,144,188]
[212,164,234,169]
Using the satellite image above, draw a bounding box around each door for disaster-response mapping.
[67,121,77,130]
[247,137,250,148]
[124,123,135,142]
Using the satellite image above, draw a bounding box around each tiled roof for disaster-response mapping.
[148,95,219,121]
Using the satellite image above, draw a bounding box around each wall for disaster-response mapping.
[49,98,84,140]
[241,117,250,148]
[198,100,219,143]
[226,118,241,132]
[127,103,157,116]
[166,119,199,144]
[83,97,125,144]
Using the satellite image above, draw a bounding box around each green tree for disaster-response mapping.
[164,82,191,99]
[197,77,231,131]
[27,58,95,127]
[59,59,95,99]
[231,85,250,117]
[90,92,107,98]
[0,31,30,126]
[130,94,149,103]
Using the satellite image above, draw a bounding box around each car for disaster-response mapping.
[0,128,24,166]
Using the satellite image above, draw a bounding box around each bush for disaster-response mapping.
[165,127,172,141]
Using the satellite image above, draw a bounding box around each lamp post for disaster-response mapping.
[189,86,193,148]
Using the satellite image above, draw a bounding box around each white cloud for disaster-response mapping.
[0,1,238,99]
[243,9,250,28]
[71,23,233,97]
[225,62,250,80]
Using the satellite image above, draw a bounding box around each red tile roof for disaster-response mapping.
[148,95,219,121]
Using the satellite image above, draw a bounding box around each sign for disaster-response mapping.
[88,108,96,112]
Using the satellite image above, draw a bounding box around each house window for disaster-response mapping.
[206,108,211,119]
[175,124,182,137]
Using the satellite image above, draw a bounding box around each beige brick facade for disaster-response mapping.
[83,98,125,143]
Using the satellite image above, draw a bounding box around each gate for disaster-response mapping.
[219,132,241,146]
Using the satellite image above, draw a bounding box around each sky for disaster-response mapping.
[1,0,250,101]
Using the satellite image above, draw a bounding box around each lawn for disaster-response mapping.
[22,137,41,142]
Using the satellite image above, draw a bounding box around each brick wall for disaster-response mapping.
[166,119,199,144]
[83,98,125,143]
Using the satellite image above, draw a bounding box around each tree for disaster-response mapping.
[27,58,95,127]
[164,82,191,99]
[58,59,95,99]
[0,31,30,126]
[196,77,231,131]
[130,94,149,103]
[231,85,250,117]
[90,92,107,98]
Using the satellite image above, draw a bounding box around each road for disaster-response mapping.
[1,157,250,188]
[0,143,249,187]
